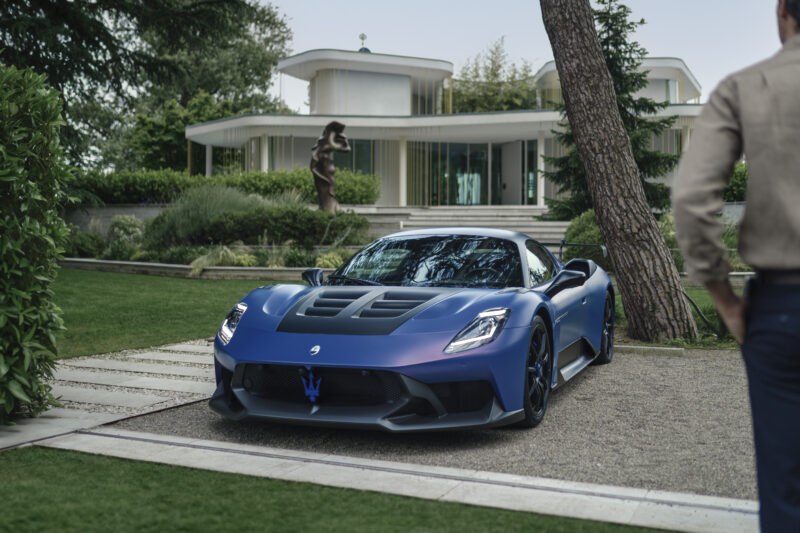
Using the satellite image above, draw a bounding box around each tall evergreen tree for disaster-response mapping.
[543,0,677,221]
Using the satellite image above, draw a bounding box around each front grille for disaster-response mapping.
[239,364,404,406]
[359,290,437,319]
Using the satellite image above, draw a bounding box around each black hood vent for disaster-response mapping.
[278,287,457,335]
[305,290,370,317]
[359,291,436,318]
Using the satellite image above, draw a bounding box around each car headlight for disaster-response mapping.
[444,308,511,354]
[218,303,247,344]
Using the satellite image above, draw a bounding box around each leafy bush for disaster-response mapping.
[74,168,196,204]
[102,215,145,261]
[563,210,682,273]
[563,210,612,271]
[74,168,381,205]
[188,244,257,276]
[144,186,271,249]
[64,225,106,258]
[157,245,210,265]
[204,206,370,249]
[284,248,316,267]
[316,251,346,269]
[0,63,68,423]
[723,162,748,202]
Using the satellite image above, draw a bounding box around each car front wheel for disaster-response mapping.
[519,315,552,428]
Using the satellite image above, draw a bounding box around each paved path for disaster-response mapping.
[0,342,215,450]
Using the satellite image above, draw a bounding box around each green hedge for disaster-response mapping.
[0,63,68,423]
[74,168,381,205]
[204,206,370,249]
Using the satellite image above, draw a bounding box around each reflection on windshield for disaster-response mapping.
[328,235,523,288]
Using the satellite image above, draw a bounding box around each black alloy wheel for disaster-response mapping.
[519,315,552,428]
[593,292,615,365]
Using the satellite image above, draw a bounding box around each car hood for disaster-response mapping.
[237,284,540,337]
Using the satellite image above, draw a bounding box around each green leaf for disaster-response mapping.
[7,380,31,404]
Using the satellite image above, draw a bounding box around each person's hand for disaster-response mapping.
[705,279,747,344]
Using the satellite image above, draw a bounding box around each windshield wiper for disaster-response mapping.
[326,274,384,286]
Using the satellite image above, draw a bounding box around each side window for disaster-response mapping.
[525,241,555,286]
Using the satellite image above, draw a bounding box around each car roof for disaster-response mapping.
[382,227,533,246]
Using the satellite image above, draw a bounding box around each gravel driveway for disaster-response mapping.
[114,347,757,500]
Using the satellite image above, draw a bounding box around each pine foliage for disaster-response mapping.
[543,0,677,220]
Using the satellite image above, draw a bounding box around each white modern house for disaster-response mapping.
[185,48,702,208]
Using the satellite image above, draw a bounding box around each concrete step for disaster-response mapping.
[62,359,213,379]
[54,368,214,395]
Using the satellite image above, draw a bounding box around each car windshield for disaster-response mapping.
[328,235,524,288]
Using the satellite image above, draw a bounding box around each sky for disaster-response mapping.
[266,0,780,114]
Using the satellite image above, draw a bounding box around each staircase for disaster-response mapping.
[347,205,570,243]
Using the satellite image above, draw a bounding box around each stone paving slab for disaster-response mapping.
[159,343,214,354]
[61,358,213,378]
[0,409,121,450]
[37,428,759,533]
[51,385,167,408]
[127,351,214,366]
[54,368,214,395]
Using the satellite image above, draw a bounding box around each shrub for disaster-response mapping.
[316,251,346,269]
[284,248,317,267]
[563,210,682,273]
[75,168,381,205]
[144,186,268,249]
[64,225,106,258]
[563,210,612,271]
[102,215,145,261]
[723,162,748,202]
[157,245,210,265]
[204,206,370,249]
[0,63,68,423]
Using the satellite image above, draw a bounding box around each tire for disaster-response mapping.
[519,315,552,428]
[593,291,615,365]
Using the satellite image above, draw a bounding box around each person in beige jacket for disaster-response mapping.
[673,1,800,530]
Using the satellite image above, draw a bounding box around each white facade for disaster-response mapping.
[186,49,703,207]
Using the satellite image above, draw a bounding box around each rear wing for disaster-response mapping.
[539,239,608,262]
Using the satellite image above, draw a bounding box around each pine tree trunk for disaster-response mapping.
[540,0,697,341]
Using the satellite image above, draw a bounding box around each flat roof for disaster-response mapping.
[185,106,702,148]
[278,49,453,84]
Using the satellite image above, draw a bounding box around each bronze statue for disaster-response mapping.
[310,121,350,213]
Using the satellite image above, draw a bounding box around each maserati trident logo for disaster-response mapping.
[301,370,322,403]
[309,345,321,356]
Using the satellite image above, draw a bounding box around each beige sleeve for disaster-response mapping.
[672,78,743,283]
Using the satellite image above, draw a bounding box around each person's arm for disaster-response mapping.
[673,78,745,341]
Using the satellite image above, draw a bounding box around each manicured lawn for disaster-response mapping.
[53,268,281,358]
[0,447,663,533]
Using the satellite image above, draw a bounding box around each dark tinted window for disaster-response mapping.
[525,241,555,285]
[330,235,524,288]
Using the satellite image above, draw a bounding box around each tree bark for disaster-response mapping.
[540,0,697,341]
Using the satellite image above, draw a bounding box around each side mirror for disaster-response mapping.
[302,267,323,287]
[544,269,586,298]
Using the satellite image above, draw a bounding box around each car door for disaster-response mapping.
[526,241,585,365]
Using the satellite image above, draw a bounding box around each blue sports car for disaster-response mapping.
[211,228,614,432]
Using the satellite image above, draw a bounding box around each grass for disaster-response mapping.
[53,268,281,358]
[614,287,741,349]
[0,447,664,533]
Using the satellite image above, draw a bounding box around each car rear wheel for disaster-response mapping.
[519,315,552,428]
[593,292,614,365]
